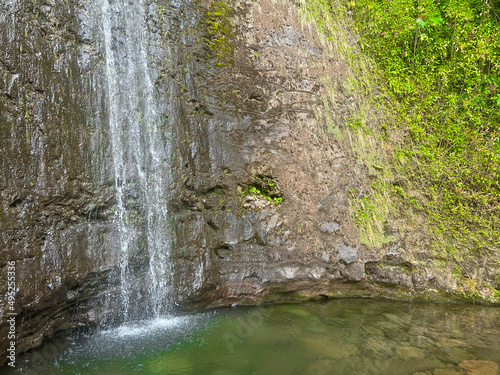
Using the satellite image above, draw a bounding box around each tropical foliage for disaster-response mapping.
[353,0,500,256]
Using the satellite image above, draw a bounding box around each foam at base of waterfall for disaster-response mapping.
[53,313,215,364]
[100,316,187,338]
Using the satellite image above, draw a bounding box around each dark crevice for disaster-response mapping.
[9,198,24,208]
[207,220,219,231]
[187,98,214,117]
[249,93,263,101]
[1,92,14,101]
[202,185,227,195]
[214,244,233,259]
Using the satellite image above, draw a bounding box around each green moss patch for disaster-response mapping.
[204,1,234,67]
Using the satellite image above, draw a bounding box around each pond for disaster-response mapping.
[9,299,500,374]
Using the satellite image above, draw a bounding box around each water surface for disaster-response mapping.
[13,299,500,374]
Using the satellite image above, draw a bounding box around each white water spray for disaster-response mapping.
[98,0,172,319]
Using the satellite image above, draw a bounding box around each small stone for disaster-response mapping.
[308,266,325,280]
[302,337,358,360]
[397,346,426,360]
[434,369,461,375]
[384,313,404,325]
[458,360,499,375]
[281,266,299,280]
[408,326,425,336]
[435,346,474,364]
[337,242,359,264]
[424,330,440,340]
[345,262,365,281]
[319,221,340,233]
[362,325,384,337]
[362,336,395,356]
[377,321,401,333]
[436,337,469,348]
[410,335,435,349]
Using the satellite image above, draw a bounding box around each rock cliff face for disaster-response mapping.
[1,0,499,364]
[1,0,112,363]
[165,0,499,307]
[168,0,368,306]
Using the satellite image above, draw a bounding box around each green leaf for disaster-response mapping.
[417,19,426,27]
[429,17,443,25]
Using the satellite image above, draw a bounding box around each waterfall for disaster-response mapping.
[97,0,172,320]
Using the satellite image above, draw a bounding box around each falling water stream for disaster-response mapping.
[98,0,171,319]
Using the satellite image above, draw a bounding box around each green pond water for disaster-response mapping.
[11,299,500,374]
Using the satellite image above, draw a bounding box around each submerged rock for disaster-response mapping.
[397,346,426,360]
[458,360,499,375]
[410,335,436,350]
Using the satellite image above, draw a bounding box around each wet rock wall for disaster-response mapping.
[0,0,121,361]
